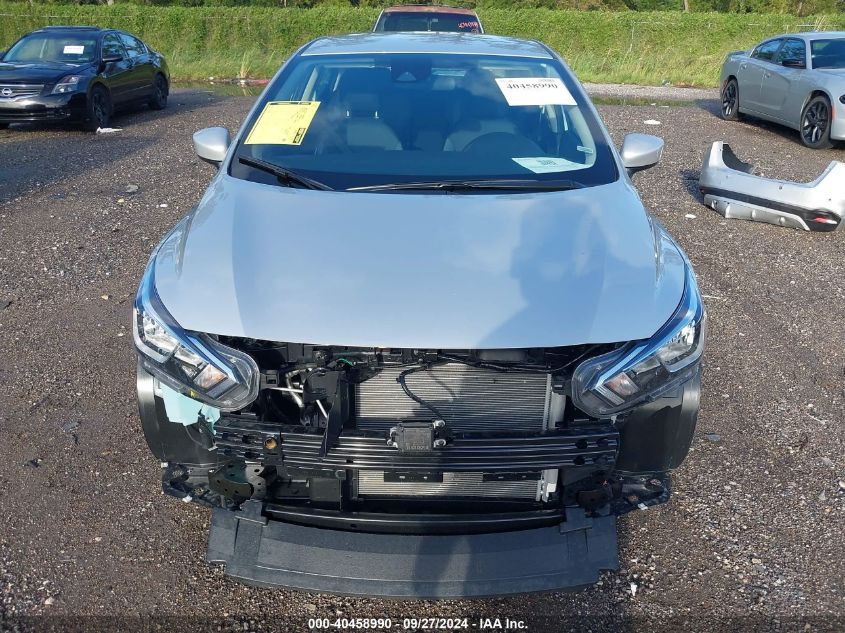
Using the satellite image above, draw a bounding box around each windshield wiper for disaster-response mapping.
[239,156,333,191]
[348,178,585,193]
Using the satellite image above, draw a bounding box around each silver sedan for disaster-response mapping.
[719,31,845,149]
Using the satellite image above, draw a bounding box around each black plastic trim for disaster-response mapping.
[207,501,618,598]
[262,504,565,534]
[700,185,840,232]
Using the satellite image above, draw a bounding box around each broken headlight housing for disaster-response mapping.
[572,262,706,417]
[133,255,259,411]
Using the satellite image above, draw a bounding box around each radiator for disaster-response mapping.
[357,471,539,499]
[354,363,551,433]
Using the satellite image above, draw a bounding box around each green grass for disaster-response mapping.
[1,4,843,86]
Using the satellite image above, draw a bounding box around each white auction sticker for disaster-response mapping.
[63,45,85,55]
[513,156,583,173]
[495,77,576,107]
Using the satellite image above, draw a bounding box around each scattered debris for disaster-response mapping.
[643,119,661,125]
[819,490,827,501]
[305,603,318,614]
[125,184,139,194]
[26,458,42,468]
[44,597,56,606]
[101,294,110,301]
[839,481,845,493]
[704,433,722,443]
[159,203,168,208]
[62,420,81,445]
[630,582,638,597]
[0,298,11,311]
[685,213,697,219]
[96,127,123,134]
[820,457,834,467]
[61,420,80,434]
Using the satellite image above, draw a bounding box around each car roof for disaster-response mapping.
[301,33,552,58]
[381,5,478,14]
[36,25,105,33]
[764,31,845,42]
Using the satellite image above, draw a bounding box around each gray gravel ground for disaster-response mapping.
[584,83,719,102]
[0,89,843,633]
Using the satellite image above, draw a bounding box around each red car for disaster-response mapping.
[373,5,483,34]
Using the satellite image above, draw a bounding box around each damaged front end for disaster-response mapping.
[138,341,699,597]
[133,263,703,597]
[699,141,845,231]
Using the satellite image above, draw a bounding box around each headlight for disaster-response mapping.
[133,252,259,411]
[572,262,706,417]
[839,94,845,105]
[52,75,83,94]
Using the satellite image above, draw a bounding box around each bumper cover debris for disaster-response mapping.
[207,500,618,598]
[698,141,844,231]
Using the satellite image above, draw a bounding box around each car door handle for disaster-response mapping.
[763,71,771,78]
[740,63,748,69]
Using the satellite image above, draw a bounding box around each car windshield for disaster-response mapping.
[375,12,481,33]
[811,38,845,69]
[232,52,618,191]
[3,32,98,64]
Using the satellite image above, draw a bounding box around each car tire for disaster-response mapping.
[149,74,168,110]
[84,85,112,132]
[720,78,741,121]
[800,95,834,149]
[0,123,9,130]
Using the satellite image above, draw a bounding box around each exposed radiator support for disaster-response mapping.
[354,362,551,433]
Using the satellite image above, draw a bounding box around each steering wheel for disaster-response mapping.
[462,132,544,156]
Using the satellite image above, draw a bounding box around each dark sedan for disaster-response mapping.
[0,26,169,131]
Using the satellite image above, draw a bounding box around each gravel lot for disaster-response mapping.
[0,88,843,633]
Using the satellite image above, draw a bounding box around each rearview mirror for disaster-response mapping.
[101,53,123,63]
[193,126,230,167]
[620,133,664,176]
[781,58,806,69]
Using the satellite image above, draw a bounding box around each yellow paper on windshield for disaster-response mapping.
[244,101,320,145]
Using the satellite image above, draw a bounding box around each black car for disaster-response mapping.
[0,26,169,131]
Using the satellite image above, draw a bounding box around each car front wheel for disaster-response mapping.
[84,85,112,132]
[149,74,168,110]
[720,78,741,121]
[800,95,834,149]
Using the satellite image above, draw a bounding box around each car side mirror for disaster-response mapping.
[101,53,123,64]
[193,126,231,167]
[620,133,664,176]
[781,58,806,69]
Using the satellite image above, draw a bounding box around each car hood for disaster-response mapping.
[0,60,93,83]
[152,175,686,349]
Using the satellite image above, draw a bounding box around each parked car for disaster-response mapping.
[719,31,845,149]
[134,32,705,598]
[373,5,483,33]
[0,26,169,131]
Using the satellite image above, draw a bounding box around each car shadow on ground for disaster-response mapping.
[0,90,226,204]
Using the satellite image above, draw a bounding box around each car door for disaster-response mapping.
[99,33,133,104]
[738,38,783,113]
[118,32,155,100]
[758,38,808,121]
